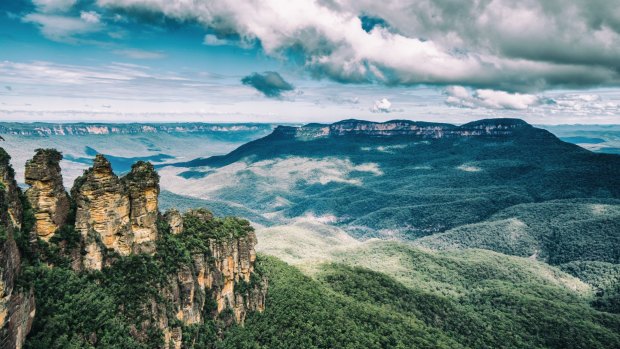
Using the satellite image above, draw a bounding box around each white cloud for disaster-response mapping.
[370,98,392,113]
[445,86,542,110]
[80,11,101,24]
[203,34,230,46]
[22,13,102,42]
[96,0,620,91]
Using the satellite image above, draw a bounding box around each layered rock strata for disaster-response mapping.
[24,149,70,241]
[71,155,132,270]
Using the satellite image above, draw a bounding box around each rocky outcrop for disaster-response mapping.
[24,149,70,241]
[164,209,183,235]
[0,150,34,349]
[0,149,266,348]
[123,161,160,254]
[71,155,132,270]
[72,157,164,268]
[164,210,266,327]
[0,150,22,230]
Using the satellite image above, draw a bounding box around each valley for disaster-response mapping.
[0,119,618,348]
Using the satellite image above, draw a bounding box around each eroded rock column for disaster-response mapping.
[24,149,70,241]
[123,161,159,254]
[71,155,132,270]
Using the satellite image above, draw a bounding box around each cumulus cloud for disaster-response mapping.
[80,11,101,24]
[96,0,620,91]
[370,98,392,113]
[444,86,544,110]
[241,71,295,98]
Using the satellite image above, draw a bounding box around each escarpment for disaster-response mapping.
[24,149,70,241]
[0,147,266,348]
[0,151,34,349]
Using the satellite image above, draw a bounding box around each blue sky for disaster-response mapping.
[1,0,619,124]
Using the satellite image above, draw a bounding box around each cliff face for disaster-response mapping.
[165,210,266,327]
[24,149,70,241]
[123,161,160,254]
[0,150,23,231]
[72,155,133,270]
[0,123,272,137]
[0,151,34,349]
[71,157,164,269]
[276,118,534,140]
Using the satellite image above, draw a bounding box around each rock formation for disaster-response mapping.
[164,209,183,235]
[24,149,70,241]
[71,155,132,270]
[0,150,22,230]
[164,210,266,327]
[0,150,34,349]
[0,149,266,347]
[123,161,159,254]
[71,156,165,269]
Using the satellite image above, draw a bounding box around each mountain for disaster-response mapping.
[0,127,619,348]
[163,118,620,239]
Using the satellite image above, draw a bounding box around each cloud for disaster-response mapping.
[444,86,543,110]
[80,11,101,24]
[96,0,620,91]
[370,98,392,113]
[241,71,295,98]
[203,34,230,46]
[113,49,166,59]
[22,13,102,42]
[32,0,77,13]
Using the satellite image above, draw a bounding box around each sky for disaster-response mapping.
[0,0,619,124]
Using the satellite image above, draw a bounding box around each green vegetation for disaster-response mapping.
[561,261,620,313]
[169,122,620,239]
[159,190,273,227]
[18,202,256,348]
[416,199,620,264]
[219,255,620,349]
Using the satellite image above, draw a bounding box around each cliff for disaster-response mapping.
[0,150,23,231]
[0,151,34,349]
[0,148,267,347]
[71,155,133,270]
[274,118,534,140]
[123,161,160,255]
[164,209,266,327]
[24,149,70,241]
[0,123,273,137]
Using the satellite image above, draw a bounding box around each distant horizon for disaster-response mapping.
[0,117,619,127]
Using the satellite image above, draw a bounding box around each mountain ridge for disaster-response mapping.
[167,118,580,169]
